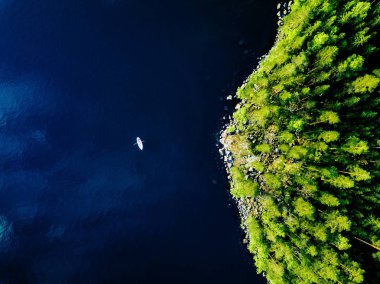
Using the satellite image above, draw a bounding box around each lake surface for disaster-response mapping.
[0,0,277,282]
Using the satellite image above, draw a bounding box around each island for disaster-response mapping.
[220,0,380,283]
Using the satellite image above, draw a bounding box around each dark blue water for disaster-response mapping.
[0,0,277,283]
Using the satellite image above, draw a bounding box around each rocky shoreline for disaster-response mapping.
[219,125,253,237]
[218,0,294,246]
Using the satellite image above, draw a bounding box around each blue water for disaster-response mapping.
[0,0,276,282]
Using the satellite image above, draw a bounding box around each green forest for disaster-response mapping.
[221,0,380,283]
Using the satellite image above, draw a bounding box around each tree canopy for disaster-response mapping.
[223,0,380,283]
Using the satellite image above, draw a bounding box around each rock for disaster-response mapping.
[221,130,227,139]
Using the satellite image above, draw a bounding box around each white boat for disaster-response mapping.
[135,137,143,150]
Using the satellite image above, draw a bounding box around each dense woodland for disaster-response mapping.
[223,0,380,283]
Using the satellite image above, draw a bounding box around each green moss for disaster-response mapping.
[230,167,258,198]
[226,125,236,133]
